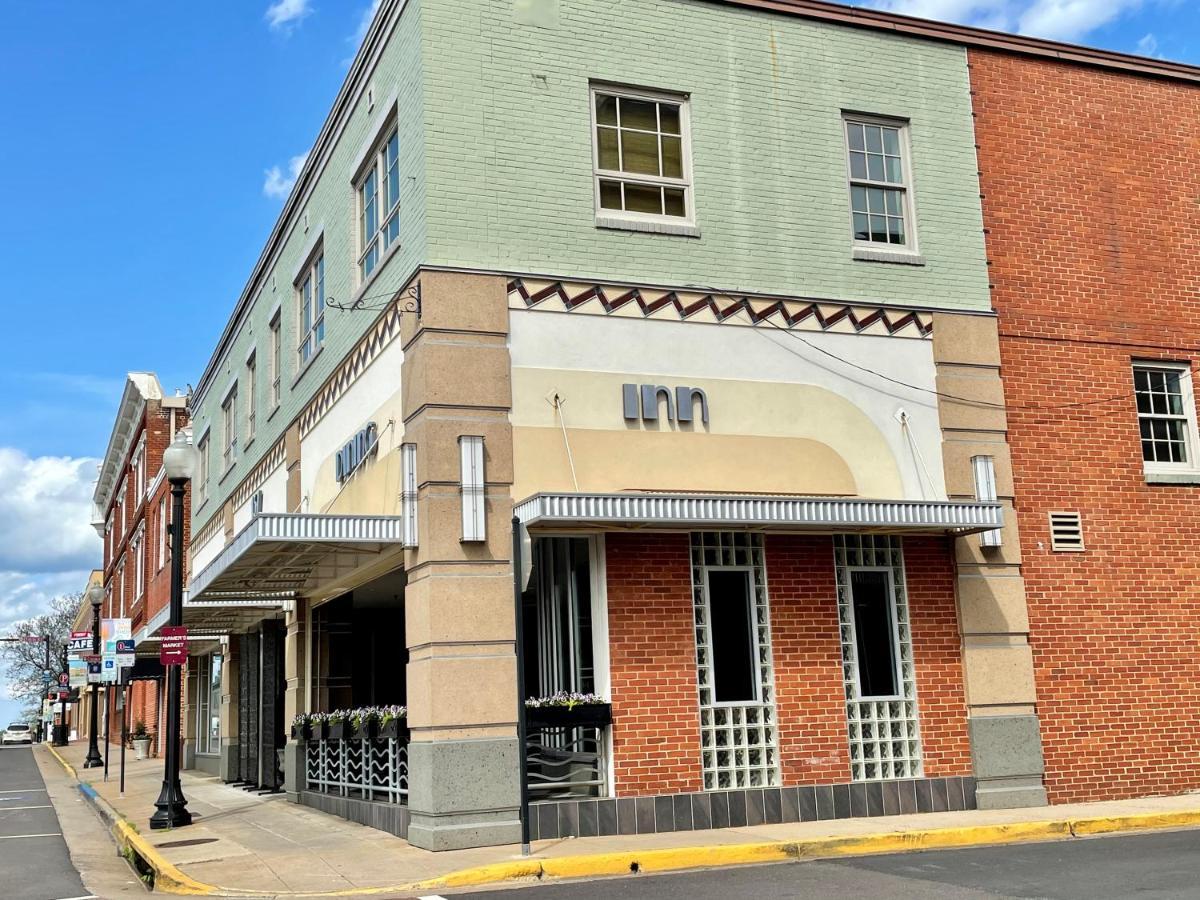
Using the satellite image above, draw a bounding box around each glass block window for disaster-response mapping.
[834,534,922,782]
[845,118,912,247]
[592,86,691,221]
[1134,363,1195,466]
[691,532,779,790]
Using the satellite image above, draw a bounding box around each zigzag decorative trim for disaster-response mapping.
[232,438,286,509]
[192,511,224,554]
[298,294,407,439]
[507,278,934,338]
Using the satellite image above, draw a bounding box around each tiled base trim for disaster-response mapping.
[529,776,976,841]
[299,790,410,839]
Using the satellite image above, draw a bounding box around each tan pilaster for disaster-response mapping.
[401,270,523,851]
[219,638,240,782]
[933,312,1047,809]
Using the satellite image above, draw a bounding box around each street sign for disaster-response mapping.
[58,673,68,686]
[42,672,52,685]
[21,635,44,644]
[102,657,118,683]
[68,631,92,653]
[86,660,102,684]
[68,658,87,688]
[116,638,135,668]
[160,626,188,665]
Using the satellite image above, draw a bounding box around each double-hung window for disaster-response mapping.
[356,127,400,281]
[297,253,325,367]
[221,387,237,472]
[1134,362,1199,471]
[591,86,692,224]
[157,496,167,571]
[196,433,210,506]
[245,351,257,443]
[845,116,914,249]
[269,312,282,409]
[133,526,145,599]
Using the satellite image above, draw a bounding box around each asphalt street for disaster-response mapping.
[462,829,1200,899]
[0,744,94,900]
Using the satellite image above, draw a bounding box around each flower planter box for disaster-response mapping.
[379,719,409,741]
[526,703,612,730]
[351,719,378,740]
[291,723,311,741]
[328,721,348,741]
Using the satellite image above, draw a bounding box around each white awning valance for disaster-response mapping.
[514,492,1002,535]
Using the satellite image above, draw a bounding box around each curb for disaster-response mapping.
[38,746,1200,896]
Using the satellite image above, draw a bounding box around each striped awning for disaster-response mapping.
[514,492,1001,535]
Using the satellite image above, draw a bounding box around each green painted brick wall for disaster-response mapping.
[421,0,991,311]
[190,0,426,530]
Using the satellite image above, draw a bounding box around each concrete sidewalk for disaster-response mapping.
[41,742,1200,897]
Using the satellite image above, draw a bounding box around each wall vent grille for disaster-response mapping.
[1049,512,1085,552]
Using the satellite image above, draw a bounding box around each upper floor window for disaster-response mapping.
[845,116,913,248]
[132,526,145,599]
[157,495,167,571]
[297,253,325,367]
[357,127,400,281]
[132,439,146,502]
[197,433,210,506]
[269,311,282,410]
[1134,362,1198,469]
[221,387,238,472]
[591,86,692,223]
[245,351,257,443]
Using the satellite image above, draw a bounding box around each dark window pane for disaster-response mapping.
[599,179,622,210]
[624,183,663,214]
[620,129,660,175]
[849,151,868,180]
[851,185,868,213]
[847,123,865,151]
[882,127,901,156]
[870,215,888,242]
[867,153,885,181]
[853,213,870,240]
[865,126,884,153]
[850,570,898,698]
[660,103,681,135]
[662,135,683,178]
[709,570,756,703]
[595,93,617,125]
[619,96,657,130]
[663,187,686,217]
[597,126,619,169]
[885,155,903,183]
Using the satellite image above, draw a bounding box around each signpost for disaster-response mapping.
[160,627,188,666]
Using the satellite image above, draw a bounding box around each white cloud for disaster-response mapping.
[0,449,100,574]
[262,152,309,200]
[866,0,1150,43]
[1136,32,1160,56]
[265,0,313,32]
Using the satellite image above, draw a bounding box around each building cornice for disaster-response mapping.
[93,373,163,514]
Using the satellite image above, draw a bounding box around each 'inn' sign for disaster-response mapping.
[622,384,709,425]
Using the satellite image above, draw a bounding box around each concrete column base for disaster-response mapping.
[405,737,522,851]
[182,741,196,770]
[283,739,305,801]
[969,714,1048,809]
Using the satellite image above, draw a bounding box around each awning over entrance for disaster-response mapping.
[188,514,406,615]
[514,492,1002,535]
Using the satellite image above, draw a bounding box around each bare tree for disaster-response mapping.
[2,591,82,720]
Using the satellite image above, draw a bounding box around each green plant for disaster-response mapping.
[132,719,148,739]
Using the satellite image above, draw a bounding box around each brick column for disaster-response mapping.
[401,271,522,850]
[933,312,1047,809]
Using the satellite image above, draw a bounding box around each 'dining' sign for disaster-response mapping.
[335,422,379,483]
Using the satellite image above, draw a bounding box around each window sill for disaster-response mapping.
[267,404,281,424]
[291,346,324,389]
[1144,470,1200,485]
[596,214,701,238]
[218,462,238,486]
[853,246,926,266]
[243,436,256,455]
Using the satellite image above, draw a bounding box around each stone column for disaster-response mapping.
[401,271,522,851]
[282,600,308,799]
[181,659,198,770]
[219,638,240,782]
[933,312,1048,809]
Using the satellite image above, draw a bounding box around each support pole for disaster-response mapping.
[511,516,531,855]
[120,678,128,796]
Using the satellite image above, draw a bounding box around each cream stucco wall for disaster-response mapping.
[509,311,946,502]
[231,463,288,534]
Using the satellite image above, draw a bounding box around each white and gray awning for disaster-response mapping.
[186,514,406,626]
[514,492,1002,535]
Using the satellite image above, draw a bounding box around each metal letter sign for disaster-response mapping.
[622,384,709,425]
[334,422,379,483]
[160,626,188,666]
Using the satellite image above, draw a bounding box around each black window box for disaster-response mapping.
[526,703,612,729]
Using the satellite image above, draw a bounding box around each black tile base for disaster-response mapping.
[299,790,409,839]
[530,775,974,839]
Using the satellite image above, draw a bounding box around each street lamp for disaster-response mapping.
[151,429,196,830]
[82,583,105,768]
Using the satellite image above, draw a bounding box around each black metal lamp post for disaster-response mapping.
[54,642,69,746]
[83,584,105,768]
[150,430,195,830]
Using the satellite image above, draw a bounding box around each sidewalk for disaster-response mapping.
[42,742,1200,898]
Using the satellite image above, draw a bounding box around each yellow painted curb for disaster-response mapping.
[114,819,215,896]
[1071,810,1200,837]
[46,744,77,780]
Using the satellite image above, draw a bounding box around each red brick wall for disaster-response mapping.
[605,532,970,796]
[606,533,704,797]
[970,48,1200,802]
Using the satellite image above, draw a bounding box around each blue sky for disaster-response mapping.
[0,0,1194,728]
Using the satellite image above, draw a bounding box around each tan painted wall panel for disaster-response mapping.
[957,573,1030,635]
[963,643,1038,707]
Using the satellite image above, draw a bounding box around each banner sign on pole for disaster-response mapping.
[86,660,102,684]
[116,638,136,668]
[160,626,188,665]
[68,658,88,688]
[68,631,92,653]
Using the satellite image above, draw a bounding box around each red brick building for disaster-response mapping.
[969,49,1200,802]
[91,373,190,755]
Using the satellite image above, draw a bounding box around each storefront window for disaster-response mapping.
[195,654,222,755]
[528,538,594,695]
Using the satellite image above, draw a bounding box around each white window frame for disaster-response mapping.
[221,385,238,473]
[196,432,210,507]
[268,310,282,411]
[843,113,918,255]
[132,525,145,600]
[245,350,257,444]
[843,565,905,702]
[1133,361,1200,475]
[589,84,695,231]
[354,123,401,284]
[699,564,763,707]
[296,251,325,368]
[157,495,167,571]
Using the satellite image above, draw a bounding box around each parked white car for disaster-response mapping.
[1,723,33,744]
